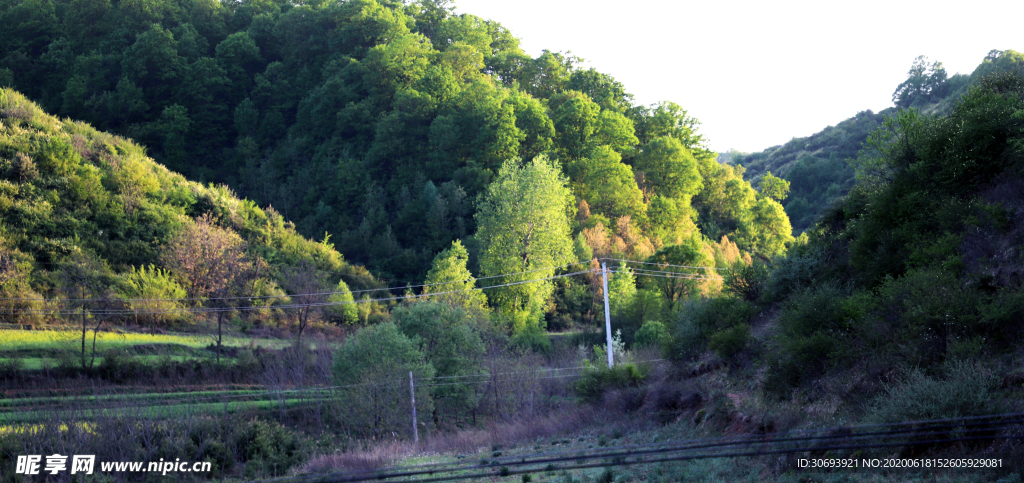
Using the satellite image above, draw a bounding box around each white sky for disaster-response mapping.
[453,0,1024,153]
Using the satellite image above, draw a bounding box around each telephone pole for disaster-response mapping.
[601,262,613,368]
[409,371,419,443]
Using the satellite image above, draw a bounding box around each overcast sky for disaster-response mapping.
[453,0,1024,153]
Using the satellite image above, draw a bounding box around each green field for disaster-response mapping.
[0,329,294,355]
[0,396,328,424]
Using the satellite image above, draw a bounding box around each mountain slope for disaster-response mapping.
[733,49,1024,233]
[0,88,376,322]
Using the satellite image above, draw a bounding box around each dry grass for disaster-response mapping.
[300,408,596,475]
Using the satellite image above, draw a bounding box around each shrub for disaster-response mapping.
[633,320,671,351]
[723,260,769,301]
[325,278,357,324]
[873,268,978,363]
[575,363,646,402]
[764,249,823,302]
[332,323,435,438]
[97,350,144,382]
[765,283,857,391]
[119,265,189,329]
[707,324,750,359]
[233,419,307,478]
[0,356,22,381]
[870,361,998,423]
[668,296,755,361]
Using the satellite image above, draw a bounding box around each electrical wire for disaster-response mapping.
[600,258,731,270]
[0,261,597,303]
[0,269,598,315]
[248,414,1024,483]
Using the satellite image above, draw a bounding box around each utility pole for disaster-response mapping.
[409,371,419,444]
[601,262,613,368]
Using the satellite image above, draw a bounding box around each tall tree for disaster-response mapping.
[421,240,487,312]
[59,251,120,370]
[393,301,485,427]
[633,135,703,203]
[475,156,575,333]
[281,259,330,347]
[161,214,254,361]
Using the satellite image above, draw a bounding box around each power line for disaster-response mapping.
[0,269,598,315]
[601,257,730,270]
[250,413,1024,483]
[0,260,596,303]
[609,268,724,281]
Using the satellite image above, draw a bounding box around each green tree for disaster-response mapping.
[892,55,949,108]
[736,197,794,259]
[333,322,435,438]
[327,278,358,324]
[632,101,713,160]
[607,265,637,320]
[568,146,645,221]
[422,240,488,311]
[644,236,714,306]
[119,264,188,331]
[633,136,703,203]
[475,156,575,333]
[759,171,790,202]
[550,90,600,163]
[393,301,485,427]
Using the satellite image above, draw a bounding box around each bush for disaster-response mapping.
[233,419,307,478]
[0,356,22,381]
[764,250,823,302]
[97,350,144,382]
[723,260,769,301]
[765,284,857,391]
[575,363,646,402]
[332,322,435,437]
[707,324,750,359]
[870,361,998,423]
[678,296,756,338]
[873,268,979,363]
[668,296,755,361]
[633,320,671,351]
[119,265,189,329]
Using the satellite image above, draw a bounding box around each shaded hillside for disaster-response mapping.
[733,49,1024,232]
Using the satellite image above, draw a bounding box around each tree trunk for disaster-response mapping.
[89,319,102,369]
[216,310,224,363]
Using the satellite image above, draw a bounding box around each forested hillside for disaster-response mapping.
[0,0,793,286]
[735,49,1024,232]
[728,70,1024,417]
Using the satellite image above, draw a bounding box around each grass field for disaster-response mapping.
[0,329,294,355]
[1,355,207,370]
[0,396,327,424]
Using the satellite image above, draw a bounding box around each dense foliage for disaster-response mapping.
[0,0,792,287]
[734,49,1024,233]
[679,72,1024,405]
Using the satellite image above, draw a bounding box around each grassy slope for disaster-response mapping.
[0,88,378,309]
